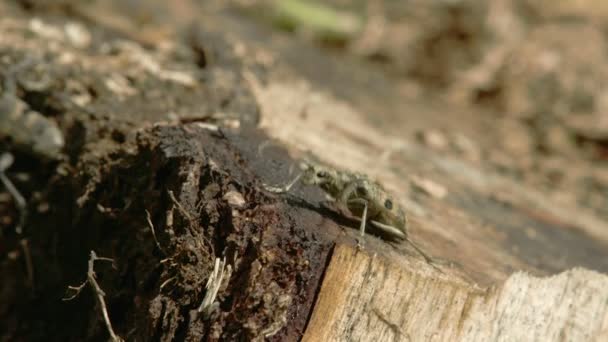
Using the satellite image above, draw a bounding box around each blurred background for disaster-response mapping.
[103,0,608,222]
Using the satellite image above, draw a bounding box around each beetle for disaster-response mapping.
[266,160,436,264]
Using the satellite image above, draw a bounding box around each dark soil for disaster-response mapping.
[0,2,338,340]
[3,122,343,341]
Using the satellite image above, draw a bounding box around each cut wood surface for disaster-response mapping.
[304,244,608,342]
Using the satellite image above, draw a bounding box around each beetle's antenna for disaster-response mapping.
[406,238,443,273]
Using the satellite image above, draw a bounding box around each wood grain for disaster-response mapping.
[303,244,608,341]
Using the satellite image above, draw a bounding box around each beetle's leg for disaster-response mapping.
[257,140,274,156]
[347,198,368,237]
[264,172,303,193]
[345,197,369,248]
[371,220,440,271]
[368,220,406,240]
[406,238,434,264]
[339,181,360,204]
[409,242,443,273]
[337,182,367,246]
[339,182,364,236]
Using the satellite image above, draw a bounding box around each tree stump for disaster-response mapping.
[1,1,608,341]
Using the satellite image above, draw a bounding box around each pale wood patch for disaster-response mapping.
[304,244,608,341]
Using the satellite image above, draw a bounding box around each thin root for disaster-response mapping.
[197,257,232,318]
[145,209,166,255]
[168,190,193,221]
[159,276,176,292]
[63,251,123,342]
[20,239,34,288]
[0,153,33,287]
[0,153,27,234]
